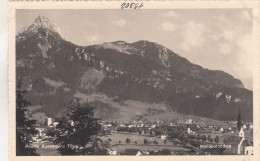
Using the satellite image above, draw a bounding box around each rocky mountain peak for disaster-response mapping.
[17,15,61,36]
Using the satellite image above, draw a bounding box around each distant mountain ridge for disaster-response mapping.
[16,16,253,122]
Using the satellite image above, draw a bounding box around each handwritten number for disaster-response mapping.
[121,3,144,9]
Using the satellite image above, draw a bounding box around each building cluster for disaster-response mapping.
[30,109,253,156]
[223,127,253,155]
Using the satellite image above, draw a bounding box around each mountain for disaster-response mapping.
[16,16,253,122]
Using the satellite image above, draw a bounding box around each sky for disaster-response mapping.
[16,9,253,90]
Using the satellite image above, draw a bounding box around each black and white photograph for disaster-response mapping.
[12,4,258,158]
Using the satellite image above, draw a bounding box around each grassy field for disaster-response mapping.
[33,133,189,155]
[101,133,191,153]
[73,93,226,126]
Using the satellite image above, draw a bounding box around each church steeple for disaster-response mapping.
[238,126,245,138]
[237,107,242,131]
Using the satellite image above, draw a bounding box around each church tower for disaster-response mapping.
[238,126,245,138]
[237,107,242,131]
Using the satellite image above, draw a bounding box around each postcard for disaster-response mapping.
[8,1,260,161]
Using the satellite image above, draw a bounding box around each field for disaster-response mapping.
[74,93,227,126]
[101,133,191,154]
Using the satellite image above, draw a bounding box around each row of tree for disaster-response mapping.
[190,134,220,143]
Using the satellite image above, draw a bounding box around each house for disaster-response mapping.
[47,118,53,126]
[242,124,247,129]
[108,148,117,155]
[119,124,126,127]
[169,122,177,127]
[53,122,59,127]
[249,124,253,129]
[124,149,142,156]
[185,119,193,125]
[207,125,214,129]
[151,125,156,129]
[48,123,54,128]
[187,127,191,134]
[104,124,112,128]
[239,140,253,155]
[35,127,45,136]
[161,135,167,140]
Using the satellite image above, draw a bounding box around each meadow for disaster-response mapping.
[101,133,191,153]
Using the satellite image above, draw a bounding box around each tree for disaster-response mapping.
[135,141,137,144]
[16,77,38,156]
[190,140,200,147]
[87,138,110,155]
[207,135,211,141]
[53,100,106,155]
[144,128,148,135]
[197,133,201,140]
[161,149,171,155]
[154,129,163,136]
[144,139,148,145]
[138,130,142,135]
[164,140,167,145]
[214,136,220,143]
[153,140,157,144]
[202,135,207,141]
[126,138,131,144]
[190,135,196,139]
[118,140,121,144]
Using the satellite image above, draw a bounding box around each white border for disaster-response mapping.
[1,0,9,161]
[8,1,260,161]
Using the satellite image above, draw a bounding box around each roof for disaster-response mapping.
[124,149,141,155]
[49,123,54,126]
[241,140,252,147]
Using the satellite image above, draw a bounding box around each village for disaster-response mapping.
[32,113,253,156]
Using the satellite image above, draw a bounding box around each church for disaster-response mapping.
[223,108,253,155]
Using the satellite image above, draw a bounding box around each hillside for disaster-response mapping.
[16,15,253,122]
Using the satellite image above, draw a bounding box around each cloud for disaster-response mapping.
[211,30,235,42]
[86,35,98,43]
[180,21,206,51]
[217,15,228,23]
[162,11,178,18]
[235,34,253,74]
[241,10,252,21]
[228,34,253,89]
[112,19,127,27]
[222,30,235,41]
[217,43,232,55]
[160,22,176,32]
